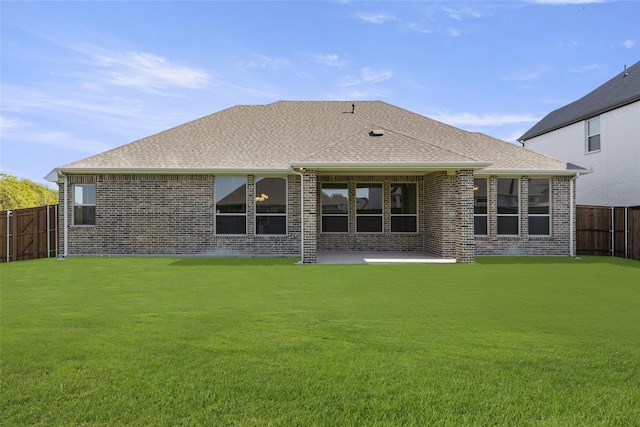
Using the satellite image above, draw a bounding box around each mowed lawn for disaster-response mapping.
[1,256,639,426]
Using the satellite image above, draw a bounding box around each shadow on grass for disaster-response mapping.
[476,256,640,268]
[170,257,300,267]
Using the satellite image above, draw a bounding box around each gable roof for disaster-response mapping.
[49,101,585,180]
[519,61,640,141]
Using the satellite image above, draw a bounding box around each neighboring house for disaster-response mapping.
[519,61,640,207]
[46,101,587,263]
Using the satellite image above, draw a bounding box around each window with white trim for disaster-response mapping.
[356,183,383,233]
[73,184,96,226]
[255,177,287,235]
[473,178,488,236]
[321,183,348,233]
[528,178,550,236]
[215,177,247,234]
[497,178,519,235]
[587,117,601,152]
[390,183,417,232]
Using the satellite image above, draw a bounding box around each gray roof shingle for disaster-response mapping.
[519,61,640,141]
[54,101,585,175]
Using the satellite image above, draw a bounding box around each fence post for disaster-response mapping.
[47,206,50,258]
[6,210,10,263]
[611,207,614,257]
[625,207,628,259]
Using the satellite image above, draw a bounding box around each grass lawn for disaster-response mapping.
[1,256,639,426]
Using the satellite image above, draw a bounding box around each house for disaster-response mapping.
[519,61,640,207]
[46,101,587,263]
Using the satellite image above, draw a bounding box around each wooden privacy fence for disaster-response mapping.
[576,205,640,260]
[0,205,58,263]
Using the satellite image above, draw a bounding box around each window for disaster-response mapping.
[356,183,383,233]
[255,177,286,235]
[473,178,488,235]
[528,178,550,236]
[391,183,417,232]
[215,177,246,234]
[587,117,601,152]
[497,178,519,235]
[73,184,96,226]
[321,183,348,233]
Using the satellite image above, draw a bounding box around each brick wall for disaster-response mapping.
[59,174,301,257]
[475,176,572,256]
[57,172,575,261]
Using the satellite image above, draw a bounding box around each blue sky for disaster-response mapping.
[1,1,638,187]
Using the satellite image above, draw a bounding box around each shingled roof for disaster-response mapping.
[50,101,585,178]
[519,61,640,141]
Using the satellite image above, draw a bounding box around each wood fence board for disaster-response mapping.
[577,205,640,261]
[0,205,57,263]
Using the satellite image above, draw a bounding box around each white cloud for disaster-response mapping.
[1,118,114,153]
[313,53,346,67]
[406,23,433,34]
[354,11,398,24]
[502,66,550,81]
[360,67,392,84]
[341,67,393,87]
[431,112,541,127]
[623,39,636,49]
[244,54,290,70]
[445,28,462,37]
[93,51,210,91]
[442,6,485,21]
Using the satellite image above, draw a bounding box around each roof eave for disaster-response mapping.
[477,168,591,176]
[290,162,492,173]
[45,167,294,183]
[519,96,640,141]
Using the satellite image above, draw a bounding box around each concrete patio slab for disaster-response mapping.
[316,251,456,264]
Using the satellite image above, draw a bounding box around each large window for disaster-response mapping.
[473,178,488,235]
[215,177,247,234]
[587,117,601,152]
[528,178,550,236]
[497,178,519,235]
[73,184,96,226]
[356,183,383,233]
[321,183,348,233]
[391,183,417,232]
[255,177,286,235]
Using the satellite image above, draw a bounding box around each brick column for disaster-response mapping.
[521,177,529,240]
[302,170,317,263]
[456,170,475,263]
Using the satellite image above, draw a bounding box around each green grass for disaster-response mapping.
[1,256,639,426]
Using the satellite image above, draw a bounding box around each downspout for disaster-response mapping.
[291,167,304,264]
[569,174,578,258]
[62,173,68,258]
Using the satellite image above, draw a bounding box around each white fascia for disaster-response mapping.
[289,162,492,174]
[477,169,592,177]
[45,167,293,183]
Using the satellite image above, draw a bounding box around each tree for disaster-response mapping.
[0,174,58,211]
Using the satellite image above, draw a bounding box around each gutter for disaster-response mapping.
[478,169,591,177]
[46,167,292,181]
[289,162,492,171]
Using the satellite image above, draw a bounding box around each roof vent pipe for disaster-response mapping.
[624,64,628,76]
[352,103,355,114]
